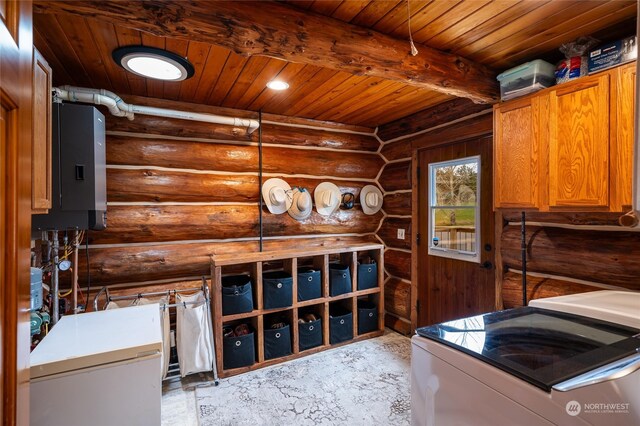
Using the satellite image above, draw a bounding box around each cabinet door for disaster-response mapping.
[612,62,635,211]
[493,96,541,209]
[547,73,610,209]
[32,48,52,213]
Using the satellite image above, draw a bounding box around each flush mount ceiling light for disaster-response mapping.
[113,46,195,81]
[266,80,289,90]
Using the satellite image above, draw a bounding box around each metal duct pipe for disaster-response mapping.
[56,85,260,134]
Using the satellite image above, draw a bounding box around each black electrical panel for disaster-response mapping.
[32,102,107,232]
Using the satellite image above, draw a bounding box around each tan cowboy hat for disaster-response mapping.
[314,182,341,216]
[360,185,383,215]
[262,178,292,214]
[288,187,313,221]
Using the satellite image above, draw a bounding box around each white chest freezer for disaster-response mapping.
[30,304,163,426]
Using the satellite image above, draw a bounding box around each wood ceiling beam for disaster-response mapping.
[33,0,499,104]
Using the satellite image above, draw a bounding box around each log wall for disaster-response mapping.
[82,96,385,294]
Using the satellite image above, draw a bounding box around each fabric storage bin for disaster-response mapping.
[329,307,353,344]
[329,263,351,297]
[264,324,292,360]
[221,275,254,316]
[263,271,293,310]
[357,261,377,290]
[297,268,322,302]
[298,318,322,351]
[223,331,255,370]
[357,300,378,335]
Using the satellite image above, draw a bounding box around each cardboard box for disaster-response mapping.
[588,36,637,74]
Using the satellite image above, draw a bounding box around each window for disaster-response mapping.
[428,156,480,263]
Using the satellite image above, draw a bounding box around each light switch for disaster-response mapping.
[397,229,405,240]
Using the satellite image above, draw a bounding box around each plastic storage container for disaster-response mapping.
[221,275,254,316]
[263,271,293,310]
[357,261,377,291]
[297,268,322,302]
[329,263,351,297]
[496,59,555,101]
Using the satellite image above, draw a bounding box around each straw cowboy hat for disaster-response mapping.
[262,178,292,214]
[360,185,383,215]
[288,187,313,221]
[314,182,341,216]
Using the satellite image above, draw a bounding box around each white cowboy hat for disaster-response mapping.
[314,182,341,216]
[262,178,292,214]
[360,185,383,215]
[288,187,313,221]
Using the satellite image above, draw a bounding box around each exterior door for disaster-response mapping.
[1,0,33,424]
[417,136,496,326]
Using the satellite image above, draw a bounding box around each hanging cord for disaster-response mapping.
[521,211,527,307]
[407,0,419,56]
[258,110,263,252]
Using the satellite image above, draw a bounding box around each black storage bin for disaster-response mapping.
[298,318,322,351]
[329,263,351,297]
[357,300,378,335]
[297,268,322,302]
[221,275,254,316]
[264,324,292,360]
[329,307,353,344]
[263,271,293,310]
[357,261,378,290]
[223,331,255,370]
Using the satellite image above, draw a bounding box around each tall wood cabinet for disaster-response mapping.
[31,48,52,213]
[494,62,635,212]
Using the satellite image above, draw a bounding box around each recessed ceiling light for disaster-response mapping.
[113,46,195,81]
[266,80,289,90]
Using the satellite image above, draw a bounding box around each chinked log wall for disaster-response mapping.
[79,96,388,294]
[376,99,493,334]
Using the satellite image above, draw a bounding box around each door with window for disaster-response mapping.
[417,136,496,326]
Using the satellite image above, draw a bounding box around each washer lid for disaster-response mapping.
[30,304,163,379]
[416,307,640,392]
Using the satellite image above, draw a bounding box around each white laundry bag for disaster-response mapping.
[137,297,171,379]
[176,291,214,377]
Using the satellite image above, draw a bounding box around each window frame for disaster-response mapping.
[427,155,481,264]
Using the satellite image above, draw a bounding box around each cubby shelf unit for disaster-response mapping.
[210,243,385,378]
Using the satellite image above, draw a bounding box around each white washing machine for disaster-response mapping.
[411,291,640,426]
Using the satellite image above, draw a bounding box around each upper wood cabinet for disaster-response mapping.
[493,62,635,212]
[32,48,52,213]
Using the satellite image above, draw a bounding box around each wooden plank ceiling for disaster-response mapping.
[33,0,636,127]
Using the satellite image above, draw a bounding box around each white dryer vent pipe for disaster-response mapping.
[53,86,260,134]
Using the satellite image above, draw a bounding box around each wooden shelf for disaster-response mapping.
[211,244,385,378]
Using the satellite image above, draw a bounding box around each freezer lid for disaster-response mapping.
[528,291,640,329]
[30,304,163,379]
[416,307,640,392]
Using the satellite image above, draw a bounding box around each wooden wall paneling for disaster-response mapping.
[113,24,146,95]
[382,192,411,216]
[176,41,211,102]
[162,38,190,100]
[502,271,600,309]
[384,249,411,281]
[233,59,290,110]
[380,140,411,162]
[106,169,371,204]
[330,0,373,22]
[387,1,461,40]
[410,112,493,151]
[501,225,640,288]
[106,136,382,179]
[87,205,383,244]
[266,68,340,115]
[384,277,410,319]
[377,217,411,251]
[412,0,492,44]
[409,149,418,331]
[494,211,506,310]
[105,116,379,151]
[190,45,230,105]
[364,92,455,128]
[378,98,491,141]
[319,79,398,123]
[294,75,371,118]
[206,52,248,106]
[384,313,412,335]
[247,62,308,111]
[221,56,271,108]
[81,236,379,286]
[379,160,411,192]
[612,63,635,211]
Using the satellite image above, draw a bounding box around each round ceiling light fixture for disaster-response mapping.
[113,46,195,81]
[266,80,289,90]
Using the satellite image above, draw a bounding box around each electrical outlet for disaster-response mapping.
[397,229,405,240]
